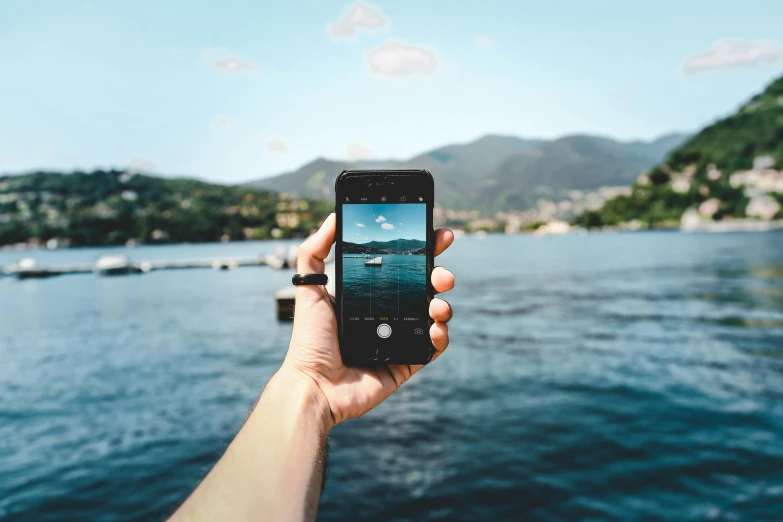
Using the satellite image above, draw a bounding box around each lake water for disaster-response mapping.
[2,232,783,520]
[342,254,427,318]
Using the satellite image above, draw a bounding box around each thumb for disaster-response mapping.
[296,213,336,274]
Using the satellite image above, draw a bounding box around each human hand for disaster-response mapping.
[280,213,455,429]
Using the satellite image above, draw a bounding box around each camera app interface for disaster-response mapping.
[342,202,428,353]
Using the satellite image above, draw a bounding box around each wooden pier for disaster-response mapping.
[1,254,273,280]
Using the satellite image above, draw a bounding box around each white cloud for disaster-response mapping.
[347,143,375,160]
[215,116,230,126]
[127,156,157,175]
[381,223,395,230]
[375,215,386,223]
[365,41,438,78]
[267,139,287,152]
[210,53,258,74]
[329,2,387,40]
[364,237,369,240]
[683,38,783,74]
[356,222,365,227]
[475,35,494,48]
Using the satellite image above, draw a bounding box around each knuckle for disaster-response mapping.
[297,242,311,258]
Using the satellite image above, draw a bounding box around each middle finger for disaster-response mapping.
[431,267,454,294]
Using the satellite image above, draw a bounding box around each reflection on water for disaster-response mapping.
[1,232,783,520]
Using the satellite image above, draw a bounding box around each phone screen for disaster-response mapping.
[337,172,433,364]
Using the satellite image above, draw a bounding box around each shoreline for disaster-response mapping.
[4,221,783,254]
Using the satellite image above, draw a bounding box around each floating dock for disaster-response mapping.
[365,257,382,266]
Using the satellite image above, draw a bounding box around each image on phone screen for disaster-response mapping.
[341,202,428,353]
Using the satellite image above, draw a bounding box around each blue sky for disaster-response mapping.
[344,203,426,242]
[1,0,783,182]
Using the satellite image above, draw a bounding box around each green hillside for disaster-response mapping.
[0,170,331,247]
[577,74,783,228]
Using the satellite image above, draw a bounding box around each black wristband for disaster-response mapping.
[292,273,329,286]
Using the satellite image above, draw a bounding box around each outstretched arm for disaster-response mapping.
[170,214,455,521]
[171,368,332,522]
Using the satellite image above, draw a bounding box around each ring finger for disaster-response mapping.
[429,298,453,323]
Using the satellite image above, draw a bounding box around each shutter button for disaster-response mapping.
[377,324,392,338]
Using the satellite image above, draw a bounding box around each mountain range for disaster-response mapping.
[247,133,689,211]
[342,239,426,255]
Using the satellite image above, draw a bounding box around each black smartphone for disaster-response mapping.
[335,170,435,366]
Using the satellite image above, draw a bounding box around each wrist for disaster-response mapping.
[264,364,335,432]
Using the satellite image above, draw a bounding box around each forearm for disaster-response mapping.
[171,367,333,522]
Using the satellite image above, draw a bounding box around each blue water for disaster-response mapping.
[342,254,427,317]
[2,232,783,520]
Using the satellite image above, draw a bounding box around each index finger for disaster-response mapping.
[434,228,454,257]
[296,213,335,273]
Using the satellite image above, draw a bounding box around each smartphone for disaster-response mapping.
[335,170,435,366]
